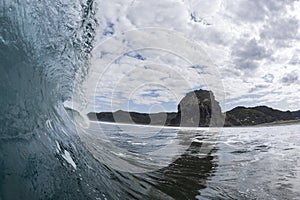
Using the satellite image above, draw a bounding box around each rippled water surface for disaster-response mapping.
[199,124,300,200]
[2,120,300,200]
[89,123,300,200]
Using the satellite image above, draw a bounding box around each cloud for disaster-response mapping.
[81,0,300,113]
[281,71,299,86]
[231,38,271,72]
[232,38,271,61]
[126,0,189,31]
[262,73,275,83]
[224,0,268,23]
[289,49,300,65]
[260,17,300,47]
[248,84,269,93]
[234,59,259,71]
[225,0,297,23]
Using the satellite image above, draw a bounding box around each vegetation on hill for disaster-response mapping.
[88,90,300,127]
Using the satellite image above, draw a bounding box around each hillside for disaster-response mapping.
[87,90,300,127]
[88,89,224,127]
[87,110,177,126]
[225,106,296,126]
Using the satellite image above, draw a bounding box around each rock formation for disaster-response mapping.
[87,89,300,127]
[171,90,224,127]
[88,89,224,127]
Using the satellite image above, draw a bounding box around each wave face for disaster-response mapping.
[0,0,95,136]
[0,1,216,198]
[1,1,210,199]
[0,0,117,199]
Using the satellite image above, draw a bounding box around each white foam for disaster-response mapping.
[62,150,77,170]
[55,140,61,153]
[46,119,53,130]
[131,142,147,145]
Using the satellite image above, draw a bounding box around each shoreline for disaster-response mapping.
[254,119,300,127]
[89,119,300,129]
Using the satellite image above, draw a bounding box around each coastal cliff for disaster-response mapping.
[88,89,224,127]
[169,90,224,127]
[87,89,300,127]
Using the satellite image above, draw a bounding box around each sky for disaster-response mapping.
[82,0,300,113]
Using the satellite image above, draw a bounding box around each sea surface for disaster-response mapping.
[1,118,300,199]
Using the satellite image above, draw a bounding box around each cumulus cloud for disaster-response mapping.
[231,38,272,72]
[260,17,300,47]
[248,84,269,93]
[232,38,271,61]
[224,0,268,22]
[281,71,299,86]
[126,0,189,31]
[224,0,297,23]
[81,0,300,113]
[289,49,300,65]
[262,73,275,83]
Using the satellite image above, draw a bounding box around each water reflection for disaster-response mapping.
[147,140,217,199]
[109,129,219,200]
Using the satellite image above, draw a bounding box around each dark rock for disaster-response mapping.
[171,90,224,127]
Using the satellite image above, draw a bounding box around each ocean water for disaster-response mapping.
[1,0,300,199]
[82,123,300,199]
[1,114,300,199]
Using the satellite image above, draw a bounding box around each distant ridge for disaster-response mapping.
[225,106,299,126]
[88,110,178,126]
[88,90,300,127]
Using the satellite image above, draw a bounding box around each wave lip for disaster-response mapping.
[0,0,97,137]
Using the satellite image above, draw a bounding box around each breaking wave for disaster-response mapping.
[0,1,215,199]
